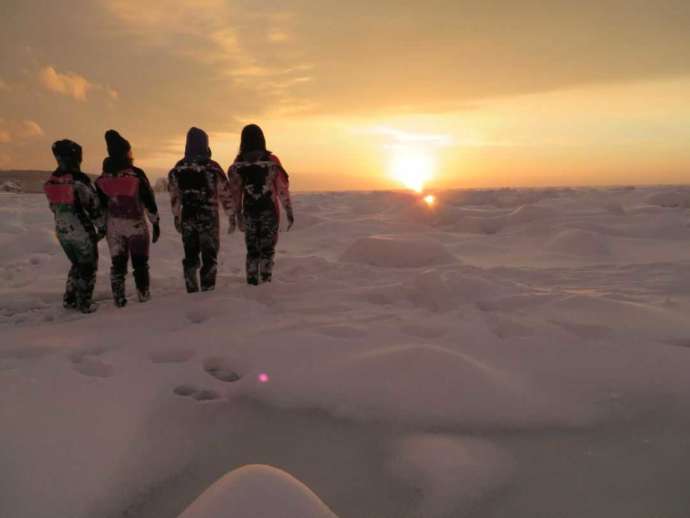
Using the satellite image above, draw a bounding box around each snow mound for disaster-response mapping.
[453,213,505,234]
[252,344,575,428]
[341,235,455,267]
[178,464,337,518]
[390,435,513,517]
[646,190,690,208]
[545,229,611,257]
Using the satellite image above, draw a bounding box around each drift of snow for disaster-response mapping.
[178,465,337,518]
[341,235,456,267]
[3,186,690,517]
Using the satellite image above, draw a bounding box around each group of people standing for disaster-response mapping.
[44,125,294,313]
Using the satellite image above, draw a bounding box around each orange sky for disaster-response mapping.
[1,0,689,190]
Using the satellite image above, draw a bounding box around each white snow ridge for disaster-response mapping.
[178,465,337,518]
[3,187,690,517]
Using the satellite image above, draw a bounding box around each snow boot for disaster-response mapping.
[79,302,98,314]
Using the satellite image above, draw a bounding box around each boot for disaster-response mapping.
[79,302,99,314]
[184,267,200,293]
[112,280,127,308]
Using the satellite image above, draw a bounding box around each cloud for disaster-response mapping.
[17,120,44,138]
[39,66,92,101]
[0,119,45,144]
[368,126,454,148]
[101,1,308,111]
[38,65,119,102]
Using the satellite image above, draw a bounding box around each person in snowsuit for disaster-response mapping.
[96,130,160,307]
[168,127,235,293]
[228,124,294,285]
[44,140,105,313]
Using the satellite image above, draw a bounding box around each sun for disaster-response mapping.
[389,147,435,193]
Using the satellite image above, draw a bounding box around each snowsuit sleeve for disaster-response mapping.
[271,155,293,219]
[74,174,106,234]
[134,168,160,225]
[168,167,182,221]
[226,162,243,216]
[213,162,235,217]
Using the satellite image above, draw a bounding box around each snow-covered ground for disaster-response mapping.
[2,186,690,517]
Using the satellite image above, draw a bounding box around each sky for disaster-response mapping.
[1,0,689,191]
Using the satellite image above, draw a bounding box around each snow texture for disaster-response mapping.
[178,465,337,518]
[3,187,690,517]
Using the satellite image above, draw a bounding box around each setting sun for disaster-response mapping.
[389,148,435,193]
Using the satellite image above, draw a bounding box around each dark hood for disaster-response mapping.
[185,127,212,161]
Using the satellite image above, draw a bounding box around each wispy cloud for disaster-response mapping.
[38,66,119,102]
[39,66,92,101]
[368,126,454,147]
[101,0,311,112]
[0,119,45,144]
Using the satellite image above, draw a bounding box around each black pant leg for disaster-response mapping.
[258,212,279,282]
[244,215,260,284]
[181,221,201,293]
[199,223,220,291]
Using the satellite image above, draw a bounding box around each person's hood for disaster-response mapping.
[185,127,211,161]
[51,139,82,171]
[105,129,131,159]
[104,129,133,171]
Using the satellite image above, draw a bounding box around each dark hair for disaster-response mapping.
[239,124,267,157]
[104,129,133,170]
[52,139,82,170]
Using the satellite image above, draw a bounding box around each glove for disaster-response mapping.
[286,212,295,231]
[237,213,245,233]
[227,215,236,234]
[95,227,106,242]
[152,222,161,243]
[174,217,182,234]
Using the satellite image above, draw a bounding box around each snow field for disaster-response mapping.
[2,186,690,517]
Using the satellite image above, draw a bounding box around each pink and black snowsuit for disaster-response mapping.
[96,130,159,306]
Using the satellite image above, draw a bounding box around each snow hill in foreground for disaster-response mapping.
[2,187,690,517]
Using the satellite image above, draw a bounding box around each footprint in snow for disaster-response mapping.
[173,384,221,402]
[186,310,210,324]
[203,357,241,383]
[70,346,115,378]
[72,357,114,378]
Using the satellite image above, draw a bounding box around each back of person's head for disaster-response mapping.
[104,129,133,169]
[239,124,267,158]
[52,139,82,171]
[185,127,211,161]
